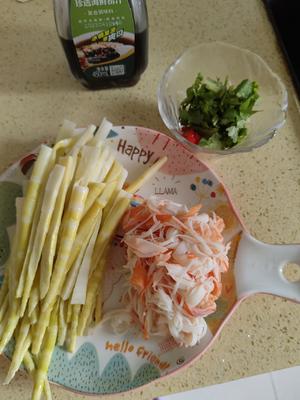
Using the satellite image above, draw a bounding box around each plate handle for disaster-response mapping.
[234,232,300,301]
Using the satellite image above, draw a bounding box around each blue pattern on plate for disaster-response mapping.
[48,343,160,394]
[107,130,119,138]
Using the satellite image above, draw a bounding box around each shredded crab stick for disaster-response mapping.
[19,164,65,316]
[32,303,58,400]
[40,156,75,299]
[108,197,230,347]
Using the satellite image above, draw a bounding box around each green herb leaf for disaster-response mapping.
[179,73,259,149]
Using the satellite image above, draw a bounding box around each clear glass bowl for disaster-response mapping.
[158,42,288,155]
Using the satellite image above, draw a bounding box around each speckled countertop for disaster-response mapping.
[1,0,300,399]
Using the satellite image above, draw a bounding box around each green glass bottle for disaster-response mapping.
[54,0,148,89]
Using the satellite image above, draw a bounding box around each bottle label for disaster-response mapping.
[70,0,135,81]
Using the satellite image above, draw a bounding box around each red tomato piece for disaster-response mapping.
[181,127,201,144]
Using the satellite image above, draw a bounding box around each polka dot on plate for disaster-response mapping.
[190,184,197,191]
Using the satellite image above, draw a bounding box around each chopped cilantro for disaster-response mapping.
[179,73,259,149]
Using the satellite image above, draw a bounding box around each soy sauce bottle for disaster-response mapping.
[54,0,148,89]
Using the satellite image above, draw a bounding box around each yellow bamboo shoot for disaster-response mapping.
[66,304,80,353]
[23,352,52,400]
[20,164,65,315]
[32,303,58,400]
[15,145,53,280]
[8,197,23,305]
[42,183,88,312]
[40,156,74,299]
[126,156,168,194]
[82,182,105,217]
[57,300,67,347]
[71,216,102,304]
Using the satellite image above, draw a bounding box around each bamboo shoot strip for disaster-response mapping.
[17,192,44,298]
[102,167,128,221]
[77,256,107,336]
[66,304,80,353]
[97,152,114,183]
[53,138,74,153]
[31,305,51,355]
[63,180,117,274]
[28,276,39,317]
[57,300,67,347]
[32,303,58,400]
[126,156,168,194]
[71,216,102,304]
[29,304,39,325]
[15,145,53,277]
[104,160,123,184]
[8,197,23,306]
[91,191,132,274]
[0,309,9,337]
[92,146,110,179]
[68,124,97,157]
[62,226,93,301]
[40,156,74,299]
[82,182,105,217]
[23,352,53,400]
[20,164,65,316]
[42,184,88,312]
[74,145,102,184]
[4,326,31,384]
[0,300,20,353]
[0,296,8,324]
[66,299,72,324]
[89,118,113,146]
[0,275,8,309]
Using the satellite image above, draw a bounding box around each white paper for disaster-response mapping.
[158,365,300,400]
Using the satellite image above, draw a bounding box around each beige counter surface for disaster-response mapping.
[1,0,300,399]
